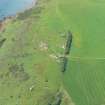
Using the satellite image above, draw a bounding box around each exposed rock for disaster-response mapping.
[39,41,48,51]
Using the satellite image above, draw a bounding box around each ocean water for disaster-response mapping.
[0,0,36,20]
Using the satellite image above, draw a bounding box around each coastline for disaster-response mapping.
[0,0,37,31]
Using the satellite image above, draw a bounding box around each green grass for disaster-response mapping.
[1,0,105,105]
[59,0,105,105]
[0,0,65,104]
[37,0,105,104]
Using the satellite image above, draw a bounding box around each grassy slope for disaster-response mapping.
[0,0,66,105]
[1,0,105,105]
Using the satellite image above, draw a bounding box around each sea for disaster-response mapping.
[0,0,36,20]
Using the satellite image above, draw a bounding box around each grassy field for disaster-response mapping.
[61,0,105,105]
[0,0,105,105]
[36,0,105,104]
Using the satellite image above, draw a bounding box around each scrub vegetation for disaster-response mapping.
[0,0,72,105]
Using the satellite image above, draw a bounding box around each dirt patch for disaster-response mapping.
[9,64,30,81]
